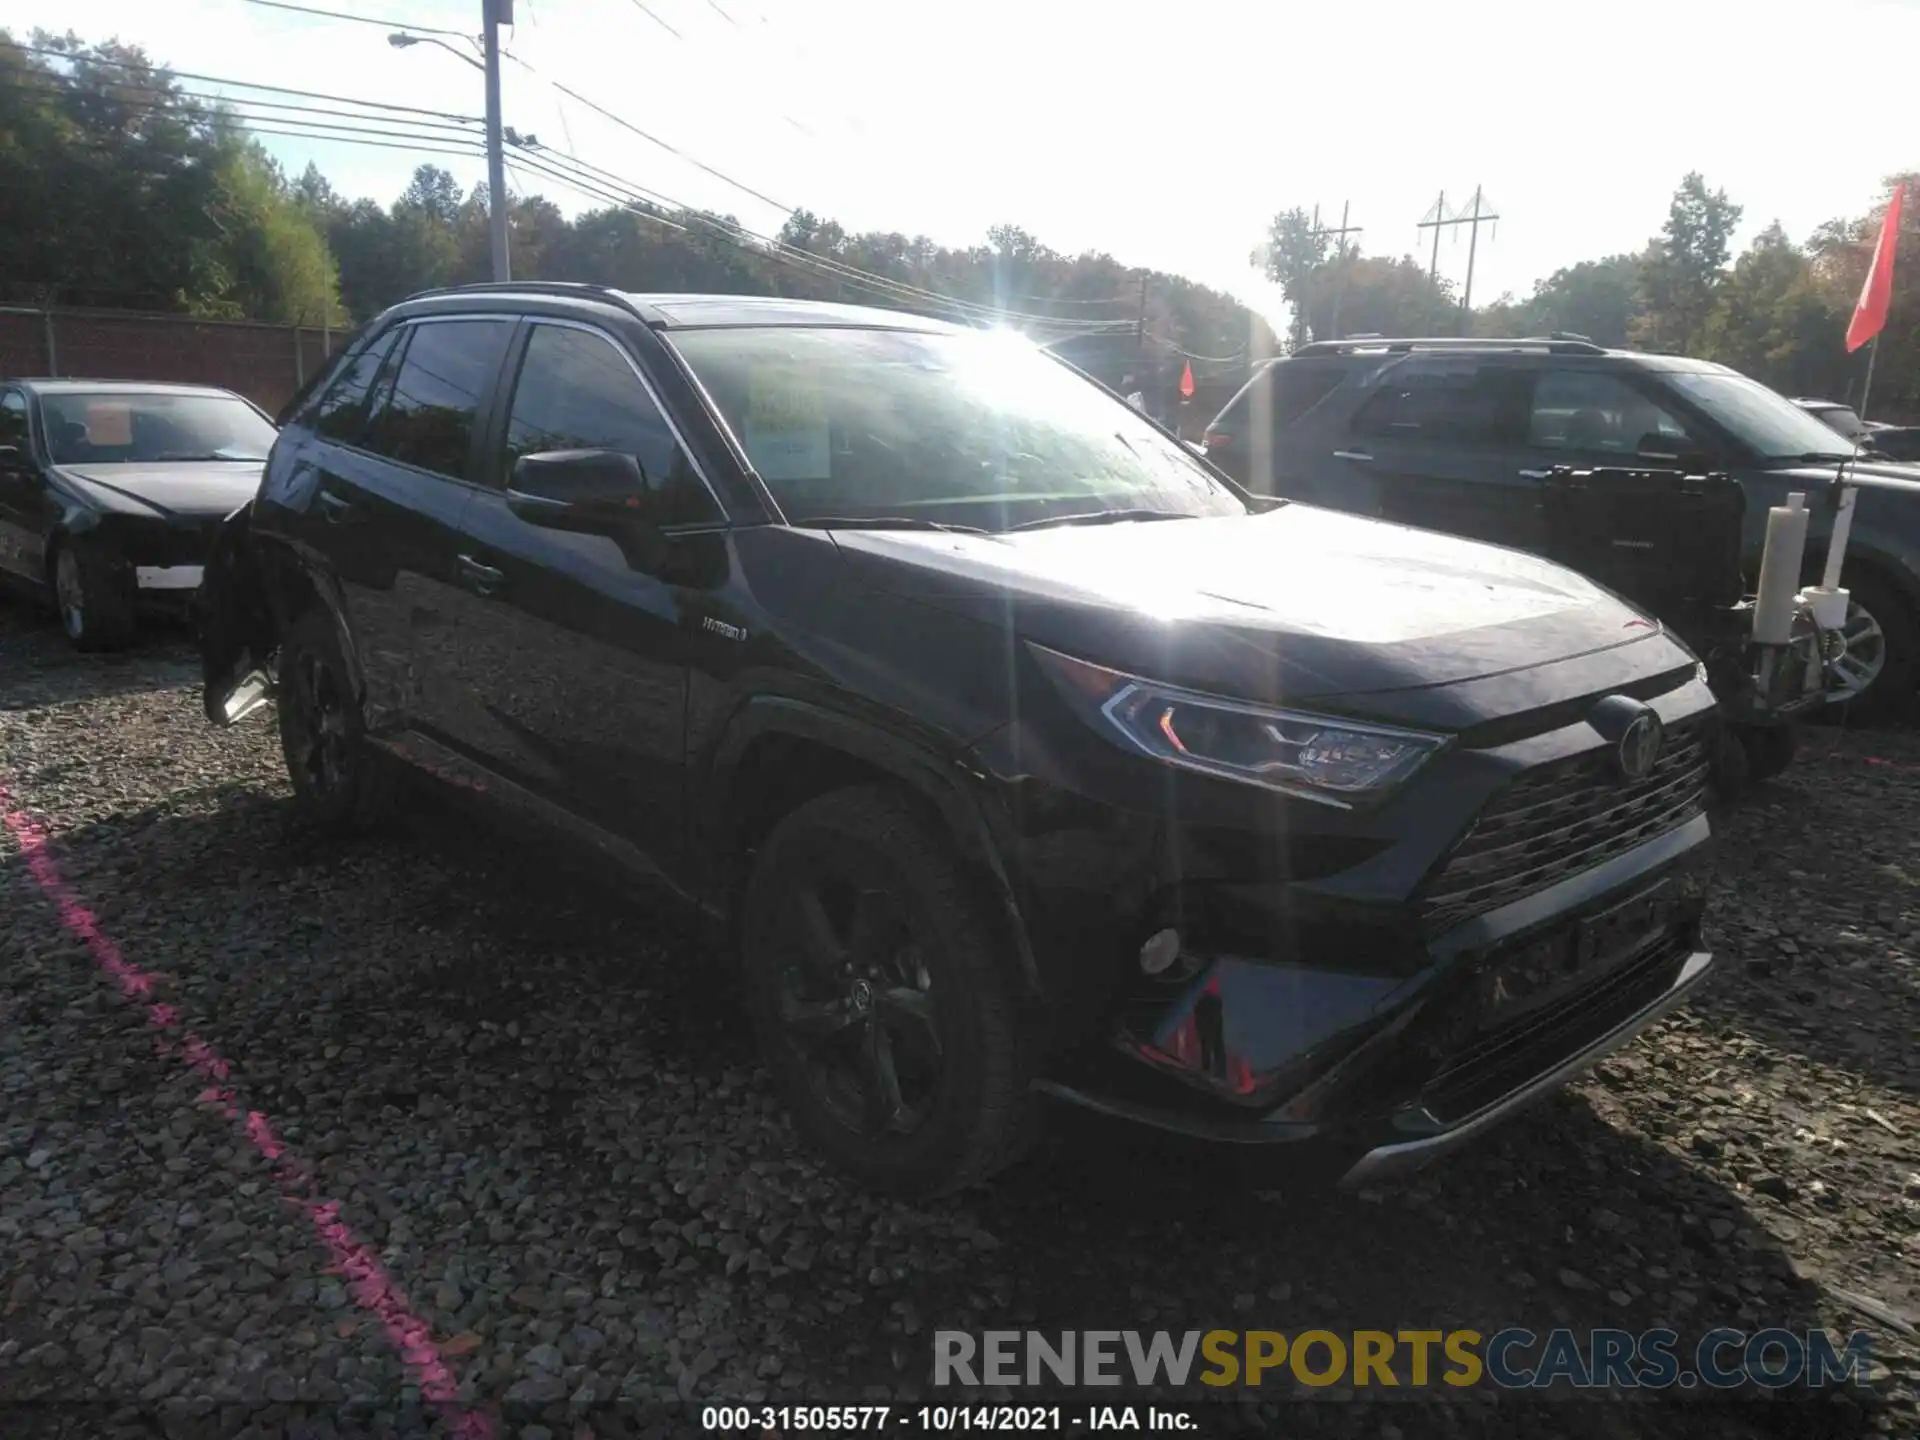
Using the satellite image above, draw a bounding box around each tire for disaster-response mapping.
[1707,722,1751,805]
[50,537,136,652]
[275,606,397,835]
[740,784,1036,1198]
[1734,723,1798,784]
[1821,569,1919,724]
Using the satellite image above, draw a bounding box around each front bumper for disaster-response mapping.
[1003,680,1720,1177]
[1338,947,1710,1185]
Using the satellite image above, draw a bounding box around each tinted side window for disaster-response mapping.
[310,328,401,445]
[0,391,27,448]
[502,324,721,526]
[363,319,515,479]
[1529,369,1693,454]
[1214,359,1350,432]
[1353,361,1525,445]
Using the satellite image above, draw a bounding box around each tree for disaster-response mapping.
[1632,171,1743,353]
[1256,206,1334,349]
[1257,206,1456,345]
[0,30,341,320]
[1696,222,1848,399]
[1476,254,1640,346]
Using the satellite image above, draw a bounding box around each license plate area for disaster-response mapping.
[1476,879,1677,1028]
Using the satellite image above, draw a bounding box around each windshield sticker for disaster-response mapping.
[83,403,134,446]
[742,364,830,482]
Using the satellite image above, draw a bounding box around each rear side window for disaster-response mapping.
[309,328,401,445]
[1352,359,1526,445]
[500,324,721,525]
[362,319,515,479]
[1527,369,1694,454]
[1213,359,1349,435]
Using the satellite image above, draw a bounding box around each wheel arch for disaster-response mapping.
[700,697,1042,999]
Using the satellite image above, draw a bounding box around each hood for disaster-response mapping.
[828,505,1668,703]
[58,462,265,520]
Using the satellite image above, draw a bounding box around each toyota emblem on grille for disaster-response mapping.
[1617,712,1663,783]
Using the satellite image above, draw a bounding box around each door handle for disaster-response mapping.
[457,553,506,595]
[1518,468,1554,480]
[1334,449,1373,463]
[316,491,356,524]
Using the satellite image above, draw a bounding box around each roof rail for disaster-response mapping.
[399,280,640,308]
[1291,335,1608,357]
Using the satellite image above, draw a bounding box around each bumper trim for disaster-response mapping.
[135,564,204,591]
[1337,947,1712,1188]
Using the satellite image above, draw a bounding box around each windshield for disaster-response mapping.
[667,326,1247,530]
[42,390,278,465]
[1663,371,1858,461]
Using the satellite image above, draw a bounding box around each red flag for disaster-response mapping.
[1178,359,1195,399]
[1847,183,1904,353]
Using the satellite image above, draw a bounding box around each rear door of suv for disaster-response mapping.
[1320,354,1539,550]
[277,313,516,741]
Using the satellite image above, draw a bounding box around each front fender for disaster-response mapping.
[198,506,362,728]
[700,695,1042,999]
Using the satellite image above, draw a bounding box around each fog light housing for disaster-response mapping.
[1139,927,1182,976]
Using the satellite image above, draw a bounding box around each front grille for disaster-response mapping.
[1420,932,1692,1125]
[1418,717,1710,934]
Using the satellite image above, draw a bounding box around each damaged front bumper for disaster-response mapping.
[1035,829,1713,1181]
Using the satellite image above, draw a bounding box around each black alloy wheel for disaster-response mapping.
[276,608,396,834]
[741,785,1035,1197]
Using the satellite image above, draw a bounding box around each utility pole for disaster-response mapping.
[1136,269,1148,366]
[483,0,512,281]
[1307,202,1363,341]
[1460,185,1491,317]
[1417,190,1448,281]
[1414,185,1498,332]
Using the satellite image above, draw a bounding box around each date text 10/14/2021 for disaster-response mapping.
[701,1405,1198,1432]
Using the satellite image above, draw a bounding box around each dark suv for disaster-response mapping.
[1203,336,1920,718]
[200,285,1717,1197]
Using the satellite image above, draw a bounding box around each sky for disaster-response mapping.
[15,0,1920,332]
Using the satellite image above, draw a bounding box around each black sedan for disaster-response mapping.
[0,378,275,649]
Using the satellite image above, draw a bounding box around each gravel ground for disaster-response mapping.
[2,602,1917,1439]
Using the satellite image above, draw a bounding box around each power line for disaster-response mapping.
[503,154,688,232]
[623,0,684,41]
[240,0,474,40]
[4,70,483,134]
[549,81,790,214]
[244,123,485,159]
[508,136,1131,329]
[2,39,483,121]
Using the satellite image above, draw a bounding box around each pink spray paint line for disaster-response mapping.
[1,788,494,1439]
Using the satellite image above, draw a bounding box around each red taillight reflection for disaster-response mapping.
[1203,431,1232,451]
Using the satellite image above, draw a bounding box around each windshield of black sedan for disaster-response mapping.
[1663,370,1858,461]
[42,391,278,465]
[667,326,1247,529]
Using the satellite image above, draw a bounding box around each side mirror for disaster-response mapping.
[507,449,665,568]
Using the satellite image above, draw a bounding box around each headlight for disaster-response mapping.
[1032,645,1447,809]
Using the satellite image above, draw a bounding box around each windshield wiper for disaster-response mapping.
[1005,508,1197,532]
[1763,451,1857,466]
[790,515,992,535]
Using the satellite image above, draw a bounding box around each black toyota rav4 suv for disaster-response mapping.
[199,283,1718,1197]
